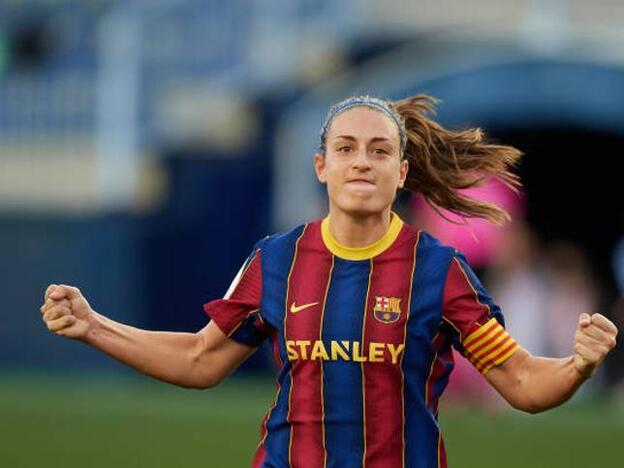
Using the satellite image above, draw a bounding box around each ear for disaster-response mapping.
[398,159,409,189]
[314,153,327,183]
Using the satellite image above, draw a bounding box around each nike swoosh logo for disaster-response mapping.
[290,302,319,314]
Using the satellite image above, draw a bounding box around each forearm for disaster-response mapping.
[523,355,588,412]
[84,311,205,388]
[498,352,587,413]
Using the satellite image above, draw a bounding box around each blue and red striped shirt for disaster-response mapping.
[204,213,520,468]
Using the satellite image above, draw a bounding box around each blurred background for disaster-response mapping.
[1,0,623,466]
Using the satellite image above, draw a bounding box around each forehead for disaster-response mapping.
[327,106,400,142]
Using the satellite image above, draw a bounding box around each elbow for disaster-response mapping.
[505,371,565,414]
[195,372,225,390]
[500,393,543,414]
[158,374,220,391]
[173,379,220,390]
[187,333,224,390]
[506,389,556,414]
[523,405,542,415]
[181,376,222,390]
[514,397,565,415]
[181,363,224,390]
[514,401,544,415]
[503,382,549,414]
[503,395,539,414]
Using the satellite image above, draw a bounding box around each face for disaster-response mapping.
[314,106,408,217]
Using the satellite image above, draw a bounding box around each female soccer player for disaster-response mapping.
[40,95,618,468]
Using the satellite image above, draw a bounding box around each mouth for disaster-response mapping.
[346,179,375,186]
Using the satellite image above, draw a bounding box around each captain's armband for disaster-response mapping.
[462,318,520,374]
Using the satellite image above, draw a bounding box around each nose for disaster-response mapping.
[352,148,371,171]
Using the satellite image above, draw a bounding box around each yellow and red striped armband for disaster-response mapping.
[462,318,521,374]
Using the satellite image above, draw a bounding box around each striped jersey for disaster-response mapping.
[204,213,520,468]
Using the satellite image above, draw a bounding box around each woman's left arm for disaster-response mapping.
[486,313,618,414]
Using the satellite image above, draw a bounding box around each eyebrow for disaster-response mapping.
[333,135,392,144]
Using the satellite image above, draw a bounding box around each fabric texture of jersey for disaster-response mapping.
[204,214,520,468]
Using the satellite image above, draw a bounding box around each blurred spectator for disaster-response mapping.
[543,242,599,359]
[613,236,624,293]
[487,221,549,357]
[609,237,624,410]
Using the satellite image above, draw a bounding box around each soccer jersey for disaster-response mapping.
[204,213,520,468]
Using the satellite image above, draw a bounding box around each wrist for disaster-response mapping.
[82,311,103,344]
[572,358,596,382]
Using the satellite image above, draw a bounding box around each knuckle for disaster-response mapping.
[44,309,57,321]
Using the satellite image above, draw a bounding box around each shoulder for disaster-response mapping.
[254,221,318,257]
[413,228,458,263]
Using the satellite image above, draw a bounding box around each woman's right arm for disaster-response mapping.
[40,284,256,389]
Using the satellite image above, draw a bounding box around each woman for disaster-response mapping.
[40,95,618,468]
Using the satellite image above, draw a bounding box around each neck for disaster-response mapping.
[327,208,392,248]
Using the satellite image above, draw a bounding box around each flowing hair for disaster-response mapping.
[393,94,523,225]
[320,94,524,225]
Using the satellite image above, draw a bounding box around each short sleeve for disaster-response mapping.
[203,244,270,347]
[442,251,520,374]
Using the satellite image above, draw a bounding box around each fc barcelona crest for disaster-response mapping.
[373,296,401,324]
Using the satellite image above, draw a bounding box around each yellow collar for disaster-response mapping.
[321,213,404,260]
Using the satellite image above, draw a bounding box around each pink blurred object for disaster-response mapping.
[411,178,525,267]
[445,350,497,402]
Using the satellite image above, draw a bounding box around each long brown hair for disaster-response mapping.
[393,94,523,225]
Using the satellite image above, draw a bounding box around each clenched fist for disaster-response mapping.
[574,312,618,378]
[40,284,95,340]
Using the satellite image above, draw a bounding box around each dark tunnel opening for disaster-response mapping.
[488,126,623,309]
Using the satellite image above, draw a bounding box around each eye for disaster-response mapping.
[374,148,389,155]
[337,146,352,153]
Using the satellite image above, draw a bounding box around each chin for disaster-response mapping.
[335,198,390,217]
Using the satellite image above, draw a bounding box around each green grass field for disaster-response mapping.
[1,372,622,467]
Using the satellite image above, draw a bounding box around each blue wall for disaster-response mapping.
[1,152,272,370]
